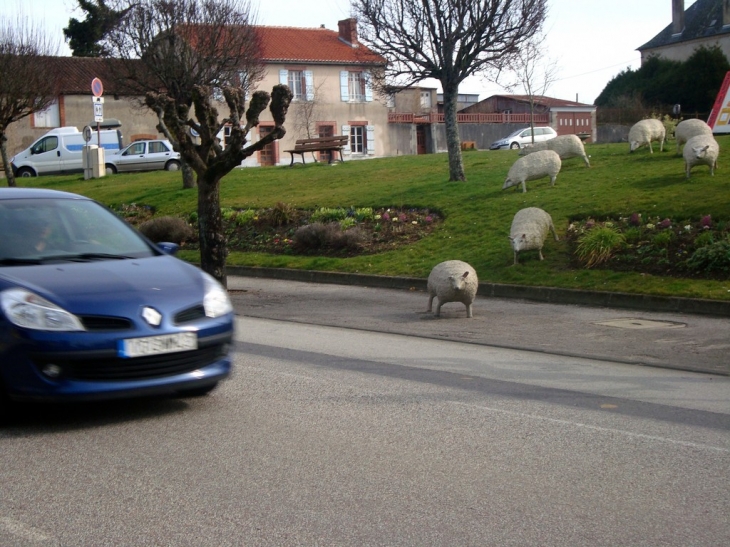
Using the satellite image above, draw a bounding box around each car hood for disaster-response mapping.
[0,255,204,315]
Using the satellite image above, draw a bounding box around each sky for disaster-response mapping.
[1,0,695,105]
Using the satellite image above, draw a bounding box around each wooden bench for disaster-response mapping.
[285,135,349,166]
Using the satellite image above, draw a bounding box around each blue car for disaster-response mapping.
[0,188,233,416]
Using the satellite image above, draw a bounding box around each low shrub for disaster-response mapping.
[310,207,347,223]
[138,216,194,244]
[576,226,625,268]
[686,240,730,273]
[292,222,368,253]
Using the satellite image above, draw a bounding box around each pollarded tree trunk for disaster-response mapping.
[442,84,465,182]
[0,136,16,187]
[181,157,196,188]
[197,173,226,287]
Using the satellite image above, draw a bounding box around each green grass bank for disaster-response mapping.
[19,136,730,301]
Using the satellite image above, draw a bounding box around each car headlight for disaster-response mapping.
[201,272,233,318]
[0,288,85,331]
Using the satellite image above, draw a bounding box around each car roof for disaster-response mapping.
[0,188,89,201]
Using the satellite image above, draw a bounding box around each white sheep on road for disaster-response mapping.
[427,260,479,318]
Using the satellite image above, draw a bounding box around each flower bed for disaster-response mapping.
[566,214,730,279]
[117,203,442,257]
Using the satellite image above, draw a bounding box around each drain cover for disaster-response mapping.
[594,318,686,330]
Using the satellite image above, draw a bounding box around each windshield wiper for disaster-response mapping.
[52,252,136,262]
[0,258,43,266]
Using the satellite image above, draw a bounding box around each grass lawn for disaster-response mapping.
[17,135,730,301]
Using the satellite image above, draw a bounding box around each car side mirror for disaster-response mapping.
[156,242,179,255]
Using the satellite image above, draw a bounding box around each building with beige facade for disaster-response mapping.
[4,18,390,171]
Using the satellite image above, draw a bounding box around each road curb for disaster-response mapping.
[226,266,730,318]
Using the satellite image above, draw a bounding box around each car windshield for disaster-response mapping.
[506,128,528,138]
[0,198,156,264]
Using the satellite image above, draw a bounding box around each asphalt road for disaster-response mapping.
[1,278,728,546]
[228,276,730,376]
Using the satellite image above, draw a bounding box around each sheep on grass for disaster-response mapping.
[683,135,719,179]
[509,207,559,265]
[674,119,713,154]
[628,119,665,153]
[426,260,478,318]
[519,134,590,167]
[502,150,561,193]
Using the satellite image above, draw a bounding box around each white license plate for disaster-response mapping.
[119,332,198,358]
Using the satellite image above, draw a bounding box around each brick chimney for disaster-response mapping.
[672,0,685,35]
[338,18,358,46]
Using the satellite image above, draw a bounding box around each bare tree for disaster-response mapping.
[102,0,292,286]
[291,78,328,161]
[352,0,547,181]
[503,37,559,144]
[0,16,60,187]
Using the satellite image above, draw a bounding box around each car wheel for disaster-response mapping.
[16,167,35,177]
[105,165,116,175]
[175,382,219,398]
[165,160,181,172]
[510,142,520,150]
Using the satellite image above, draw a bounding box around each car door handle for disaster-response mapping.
[57,151,61,157]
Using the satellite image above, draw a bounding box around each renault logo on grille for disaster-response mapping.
[142,307,162,327]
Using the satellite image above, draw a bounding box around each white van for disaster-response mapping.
[10,127,124,177]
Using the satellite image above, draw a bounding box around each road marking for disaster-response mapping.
[452,402,729,453]
[0,517,55,543]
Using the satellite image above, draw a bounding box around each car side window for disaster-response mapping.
[31,136,59,155]
[520,130,530,138]
[149,141,168,153]
[123,143,146,156]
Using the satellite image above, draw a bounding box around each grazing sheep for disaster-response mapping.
[628,119,665,153]
[427,260,478,318]
[502,150,561,193]
[509,207,559,265]
[675,119,713,154]
[683,135,719,179]
[518,134,590,167]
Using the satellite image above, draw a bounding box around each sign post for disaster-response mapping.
[91,77,104,142]
[90,78,105,179]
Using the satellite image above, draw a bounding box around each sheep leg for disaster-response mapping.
[583,155,591,168]
[539,249,544,260]
[435,300,442,317]
[521,181,527,193]
[549,175,556,187]
[648,141,653,154]
[514,250,519,265]
[427,294,435,312]
[465,303,473,319]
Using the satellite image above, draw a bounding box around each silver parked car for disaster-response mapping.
[105,140,181,174]
[489,126,558,150]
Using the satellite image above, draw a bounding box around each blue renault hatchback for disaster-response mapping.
[0,188,233,415]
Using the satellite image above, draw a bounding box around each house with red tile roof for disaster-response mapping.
[4,18,390,168]
[244,18,389,166]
